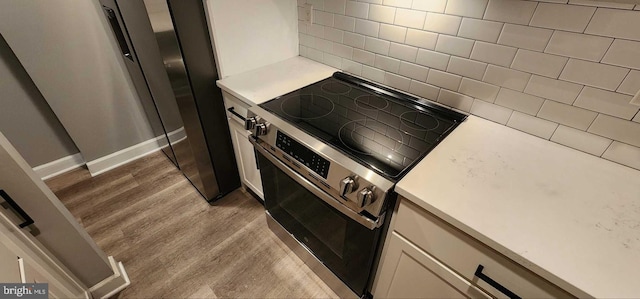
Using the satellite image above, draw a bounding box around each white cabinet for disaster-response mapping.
[222,92,263,200]
[0,240,22,282]
[374,199,573,299]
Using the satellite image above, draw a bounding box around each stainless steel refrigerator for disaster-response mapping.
[99,0,240,202]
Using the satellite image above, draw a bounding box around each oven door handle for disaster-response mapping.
[250,136,382,230]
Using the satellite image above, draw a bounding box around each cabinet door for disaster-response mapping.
[0,241,21,282]
[228,120,263,199]
[374,232,490,299]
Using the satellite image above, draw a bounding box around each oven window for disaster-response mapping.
[258,150,383,296]
[279,185,347,258]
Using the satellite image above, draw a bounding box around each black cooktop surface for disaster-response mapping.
[260,72,467,180]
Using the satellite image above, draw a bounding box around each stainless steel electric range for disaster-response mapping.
[246,72,467,298]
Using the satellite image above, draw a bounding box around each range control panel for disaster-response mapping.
[276,131,330,179]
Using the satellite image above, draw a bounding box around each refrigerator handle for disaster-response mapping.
[0,189,34,229]
[102,5,133,61]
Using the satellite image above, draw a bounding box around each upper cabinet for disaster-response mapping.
[203,0,300,78]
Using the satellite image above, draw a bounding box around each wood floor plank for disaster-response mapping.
[46,151,338,298]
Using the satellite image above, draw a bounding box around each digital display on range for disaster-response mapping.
[276,131,330,179]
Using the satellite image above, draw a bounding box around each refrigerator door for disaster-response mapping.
[100,0,240,201]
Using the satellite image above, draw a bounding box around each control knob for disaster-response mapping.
[339,176,358,197]
[357,186,376,207]
[254,122,269,136]
[244,117,257,130]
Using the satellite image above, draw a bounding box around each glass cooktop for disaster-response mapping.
[259,72,467,180]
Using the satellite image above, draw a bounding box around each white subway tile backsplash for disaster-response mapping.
[435,35,474,58]
[423,13,462,36]
[497,24,553,52]
[545,31,612,62]
[437,89,474,112]
[602,142,640,170]
[459,78,500,102]
[314,10,335,26]
[484,0,538,25]
[369,4,396,23]
[394,8,427,29]
[405,29,438,49]
[588,114,640,147]
[529,3,595,32]
[384,72,411,90]
[308,24,325,38]
[447,57,487,81]
[379,24,407,43]
[383,0,412,8]
[569,0,635,10]
[362,65,385,82]
[458,18,503,43]
[325,0,347,14]
[427,69,462,91]
[409,80,440,100]
[298,0,640,169]
[389,43,418,61]
[537,100,598,130]
[574,87,637,119]
[495,88,545,115]
[470,99,513,124]
[342,59,363,75]
[617,70,640,96]
[346,1,369,18]
[559,59,629,91]
[551,125,612,156]
[355,19,379,36]
[445,0,489,18]
[585,9,640,42]
[325,27,344,42]
[334,15,356,32]
[470,42,517,67]
[399,61,430,81]
[524,75,583,105]
[323,52,343,68]
[364,37,391,54]
[343,32,366,49]
[511,49,568,78]
[333,43,354,58]
[416,49,450,70]
[374,54,401,72]
[483,65,531,91]
[411,0,447,13]
[507,111,558,139]
[601,39,640,70]
[353,48,375,65]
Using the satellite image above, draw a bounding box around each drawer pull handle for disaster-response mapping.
[474,265,521,299]
[227,107,246,121]
[0,189,34,228]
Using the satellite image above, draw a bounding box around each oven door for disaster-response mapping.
[252,137,383,297]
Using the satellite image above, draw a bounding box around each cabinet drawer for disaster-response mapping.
[394,199,573,298]
[222,91,251,125]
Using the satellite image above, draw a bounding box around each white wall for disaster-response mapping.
[0,0,155,162]
[206,0,300,78]
[298,0,640,171]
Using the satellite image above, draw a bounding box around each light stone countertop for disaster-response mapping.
[216,56,337,106]
[396,115,640,298]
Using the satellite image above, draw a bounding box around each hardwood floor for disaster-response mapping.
[45,151,338,298]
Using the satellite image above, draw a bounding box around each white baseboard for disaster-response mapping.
[89,256,130,299]
[85,136,165,177]
[33,153,85,180]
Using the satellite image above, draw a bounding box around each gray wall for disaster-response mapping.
[0,34,79,167]
[0,0,155,162]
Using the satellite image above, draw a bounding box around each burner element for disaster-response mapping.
[281,94,335,120]
[321,82,352,94]
[355,95,389,111]
[400,111,439,131]
[339,119,403,155]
